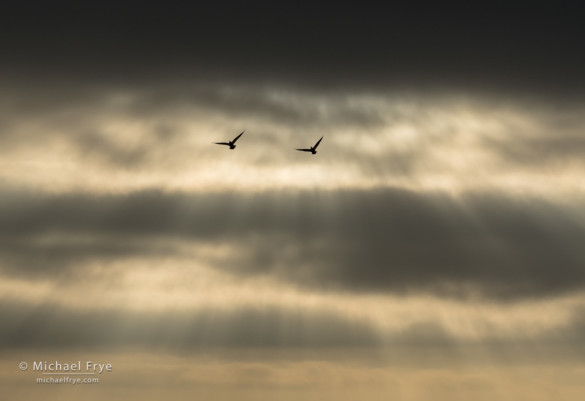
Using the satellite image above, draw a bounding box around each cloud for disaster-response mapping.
[2,5,584,396]
[0,301,384,350]
[73,130,150,167]
[2,3,585,99]
[2,298,585,357]
[1,187,584,300]
[3,81,585,197]
[478,104,585,169]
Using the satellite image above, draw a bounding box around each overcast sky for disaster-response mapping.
[2,2,585,400]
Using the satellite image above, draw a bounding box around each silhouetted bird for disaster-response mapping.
[296,136,323,154]
[215,130,245,149]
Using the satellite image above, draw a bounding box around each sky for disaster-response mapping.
[2,2,585,400]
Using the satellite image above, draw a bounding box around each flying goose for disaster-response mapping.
[215,130,245,149]
[296,136,323,154]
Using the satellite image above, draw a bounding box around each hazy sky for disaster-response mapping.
[2,2,585,400]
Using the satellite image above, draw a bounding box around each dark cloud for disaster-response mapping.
[0,81,388,133]
[0,236,183,278]
[68,125,181,168]
[122,85,388,129]
[0,301,383,350]
[479,106,585,169]
[1,2,584,99]
[74,131,149,167]
[1,188,584,300]
[2,67,585,177]
[0,80,390,171]
[539,306,585,346]
[488,135,585,168]
[2,300,585,362]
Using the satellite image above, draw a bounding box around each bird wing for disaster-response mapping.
[296,148,312,152]
[232,130,245,143]
[312,136,323,149]
[215,142,230,145]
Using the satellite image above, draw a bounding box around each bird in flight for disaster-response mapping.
[296,136,323,154]
[215,130,245,149]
